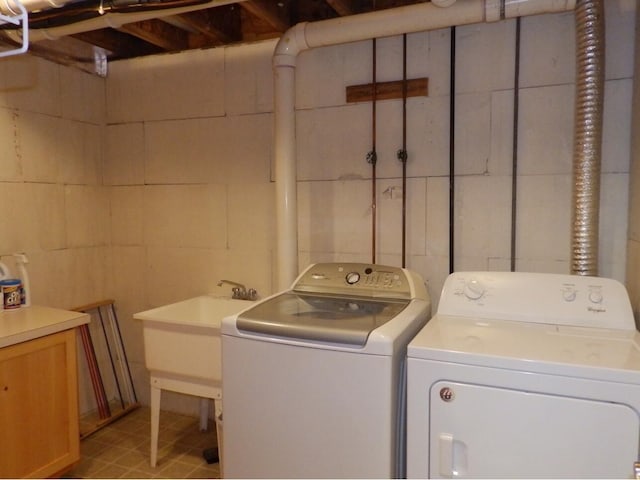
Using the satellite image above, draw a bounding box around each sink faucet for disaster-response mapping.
[217,280,258,301]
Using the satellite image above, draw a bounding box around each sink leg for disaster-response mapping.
[150,385,161,467]
[199,398,210,432]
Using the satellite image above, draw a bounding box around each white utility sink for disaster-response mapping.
[135,295,253,384]
[134,295,253,468]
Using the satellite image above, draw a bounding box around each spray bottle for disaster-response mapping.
[0,261,10,281]
[12,253,31,307]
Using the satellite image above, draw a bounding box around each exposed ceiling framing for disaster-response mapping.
[0,0,429,73]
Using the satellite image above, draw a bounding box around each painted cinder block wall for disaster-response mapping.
[0,1,636,416]
[626,2,640,330]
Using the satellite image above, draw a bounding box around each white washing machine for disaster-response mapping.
[222,262,431,478]
[407,271,640,479]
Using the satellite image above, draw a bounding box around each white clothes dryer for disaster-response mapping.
[222,262,431,478]
[406,271,640,479]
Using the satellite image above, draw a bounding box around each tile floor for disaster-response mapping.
[68,406,221,479]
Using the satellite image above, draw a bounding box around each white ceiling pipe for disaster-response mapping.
[0,0,67,16]
[273,0,576,290]
[4,0,245,41]
[486,0,578,21]
[432,0,458,7]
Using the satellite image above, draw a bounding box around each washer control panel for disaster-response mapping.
[437,271,634,330]
[293,262,428,301]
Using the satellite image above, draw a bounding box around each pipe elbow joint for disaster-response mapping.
[273,22,309,68]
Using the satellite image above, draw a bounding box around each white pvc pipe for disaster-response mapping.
[274,62,298,292]
[0,0,27,58]
[273,0,576,290]
[496,0,577,21]
[0,0,65,16]
[432,0,458,8]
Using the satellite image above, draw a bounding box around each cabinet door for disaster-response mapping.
[0,329,80,478]
[429,381,639,478]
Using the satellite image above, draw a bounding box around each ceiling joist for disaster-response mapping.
[325,0,356,16]
[13,1,428,71]
[118,19,190,51]
[176,4,242,45]
[240,0,290,33]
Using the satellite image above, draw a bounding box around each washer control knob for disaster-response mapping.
[345,271,360,285]
[463,279,485,300]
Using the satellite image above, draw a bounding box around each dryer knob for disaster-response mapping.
[463,279,485,300]
[562,288,577,302]
[589,290,603,304]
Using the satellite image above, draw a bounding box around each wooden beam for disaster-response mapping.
[72,29,162,59]
[325,0,356,16]
[346,77,428,103]
[16,39,98,74]
[177,5,242,45]
[118,19,189,51]
[241,0,290,32]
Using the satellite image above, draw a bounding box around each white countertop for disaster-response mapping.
[0,305,90,348]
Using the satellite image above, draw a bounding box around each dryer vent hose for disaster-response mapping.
[571,0,605,276]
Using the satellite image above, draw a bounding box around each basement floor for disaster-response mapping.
[67,406,221,478]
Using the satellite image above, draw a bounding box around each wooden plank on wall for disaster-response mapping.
[346,77,428,103]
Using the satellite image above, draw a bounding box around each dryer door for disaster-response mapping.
[429,381,639,478]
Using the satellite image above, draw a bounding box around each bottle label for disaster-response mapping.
[1,280,22,309]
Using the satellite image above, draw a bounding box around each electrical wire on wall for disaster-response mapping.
[510,17,521,272]
[367,36,378,265]
[448,26,456,274]
[397,33,408,268]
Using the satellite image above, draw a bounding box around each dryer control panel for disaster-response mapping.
[437,271,635,330]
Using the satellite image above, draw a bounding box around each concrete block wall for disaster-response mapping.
[0,1,635,416]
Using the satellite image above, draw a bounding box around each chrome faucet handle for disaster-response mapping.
[634,461,640,480]
[218,279,256,300]
[231,287,249,299]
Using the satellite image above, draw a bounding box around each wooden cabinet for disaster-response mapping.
[0,329,80,478]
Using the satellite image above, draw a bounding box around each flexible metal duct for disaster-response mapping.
[571,0,605,276]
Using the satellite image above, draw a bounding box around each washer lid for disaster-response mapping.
[236,292,409,346]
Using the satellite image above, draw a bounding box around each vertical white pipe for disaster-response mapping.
[274,63,299,291]
[273,0,577,289]
[273,24,308,291]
